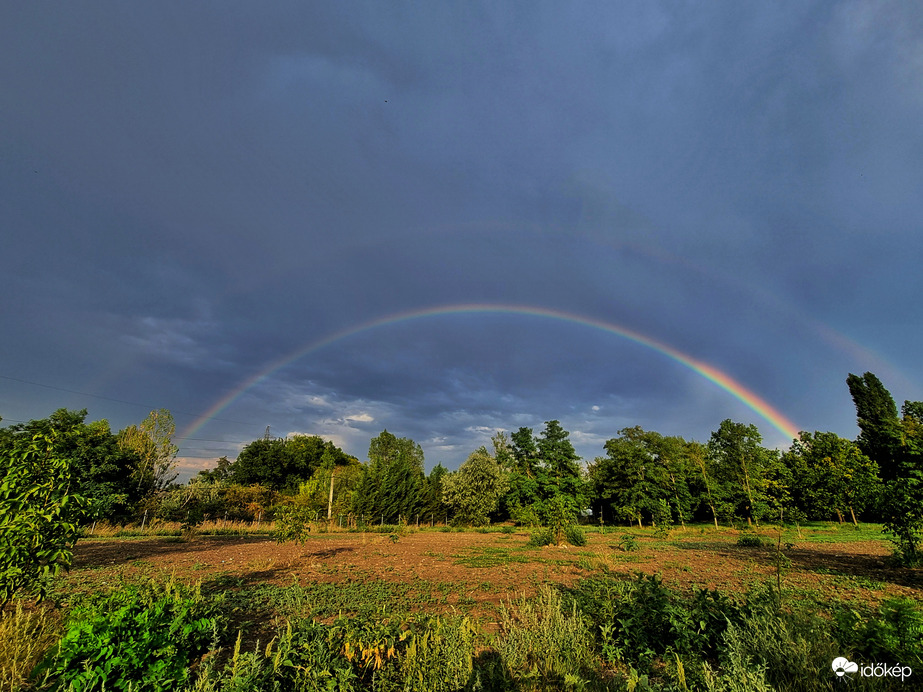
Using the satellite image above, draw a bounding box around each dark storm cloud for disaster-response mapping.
[3,2,922,474]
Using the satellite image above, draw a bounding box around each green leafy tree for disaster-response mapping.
[118,408,179,493]
[536,419,586,519]
[0,409,145,522]
[591,427,672,528]
[707,420,778,526]
[442,447,509,526]
[422,463,449,521]
[847,372,902,479]
[782,431,879,524]
[230,435,354,492]
[504,427,543,525]
[0,432,91,606]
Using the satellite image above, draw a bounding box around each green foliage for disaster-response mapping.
[527,528,555,548]
[570,573,745,671]
[590,427,695,530]
[615,533,640,552]
[41,577,221,691]
[783,431,879,522]
[442,447,509,526]
[231,435,355,493]
[564,524,587,547]
[0,432,91,607]
[736,534,765,548]
[0,409,145,523]
[835,597,923,668]
[118,408,180,493]
[847,373,923,564]
[708,420,780,525]
[353,431,426,523]
[272,503,315,544]
[495,586,597,690]
[714,605,839,692]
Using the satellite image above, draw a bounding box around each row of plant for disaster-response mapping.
[5,572,921,691]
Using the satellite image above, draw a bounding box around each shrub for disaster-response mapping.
[0,433,91,606]
[527,528,555,548]
[736,534,764,548]
[564,525,587,547]
[616,533,640,552]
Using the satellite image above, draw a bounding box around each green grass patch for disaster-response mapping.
[452,547,531,569]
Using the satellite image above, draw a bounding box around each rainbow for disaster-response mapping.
[180,304,801,443]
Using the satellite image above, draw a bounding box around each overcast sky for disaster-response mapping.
[3,2,922,480]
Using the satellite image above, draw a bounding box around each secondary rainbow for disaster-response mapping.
[180,303,801,443]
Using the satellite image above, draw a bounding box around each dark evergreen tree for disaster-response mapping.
[847,372,902,480]
[353,430,426,523]
[536,420,586,519]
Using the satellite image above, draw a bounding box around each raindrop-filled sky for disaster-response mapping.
[3,3,921,480]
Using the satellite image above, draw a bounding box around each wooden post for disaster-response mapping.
[327,471,335,520]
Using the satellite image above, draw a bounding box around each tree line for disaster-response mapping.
[2,371,922,567]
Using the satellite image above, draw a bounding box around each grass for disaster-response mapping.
[452,546,532,568]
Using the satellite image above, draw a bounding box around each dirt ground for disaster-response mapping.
[67,528,922,617]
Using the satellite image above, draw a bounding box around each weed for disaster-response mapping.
[615,533,640,552]
[496,585,598,690]
[38,576,222,691]
[0,601,61,691]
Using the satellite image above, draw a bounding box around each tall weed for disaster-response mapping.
[0,601,60,691]
[495,585,598,690]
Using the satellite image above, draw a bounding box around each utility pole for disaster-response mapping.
[327,470,335,520]
[263,425,272,441]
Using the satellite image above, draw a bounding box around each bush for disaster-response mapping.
[39,577,221,691]
[0,433,91,606]
[527,528,555,548]
[736,534,764,548]
[564,524,587,547]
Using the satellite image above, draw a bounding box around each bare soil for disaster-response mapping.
[67,528,922,618]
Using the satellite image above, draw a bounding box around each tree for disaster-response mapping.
[847,372,902,480]
[0,432,90,606]
[1,409,145,522]
[118,409,179,493]
[504,427,543,525]
[442,447,509,526]
[421,464,449,521]
[591,427,676,528]
[782,431,879,524]
[536,419,586,517]
[707,420,777,526]
[353,430,426,523]
[848,374,923,564]
[229,435,354,492]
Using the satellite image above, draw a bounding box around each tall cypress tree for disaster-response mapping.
[847,372,902,480]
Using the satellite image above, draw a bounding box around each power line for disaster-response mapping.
[0,374,261,427]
